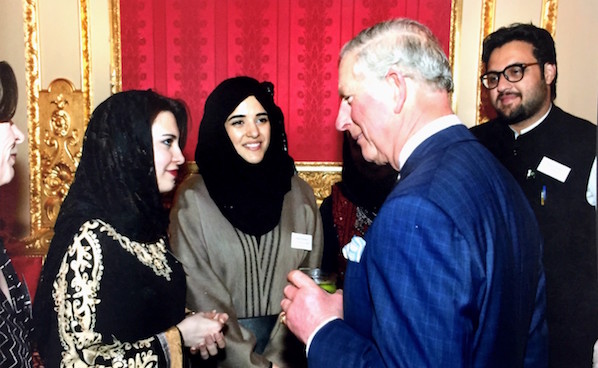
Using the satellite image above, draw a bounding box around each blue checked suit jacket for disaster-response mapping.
[308,125,548,367]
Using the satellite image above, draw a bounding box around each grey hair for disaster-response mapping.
[340,18,453,92]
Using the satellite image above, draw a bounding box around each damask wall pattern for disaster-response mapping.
[119,0,452,161]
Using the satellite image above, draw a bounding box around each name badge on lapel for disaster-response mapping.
[291,232,313,251]
[537,156,571,183]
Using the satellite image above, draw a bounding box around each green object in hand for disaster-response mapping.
[299,267,337,293]
[318,282,337,293]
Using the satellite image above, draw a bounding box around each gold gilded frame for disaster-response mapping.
[450,0,463,113]
[21,0,92,256]
[475,0,497,125]
[108,0,122,95]
[541,0,559,37]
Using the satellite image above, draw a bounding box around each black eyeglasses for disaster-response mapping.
[480,62,540,89]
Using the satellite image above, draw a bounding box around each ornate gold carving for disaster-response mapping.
[541,0,558,37]
[296,162,342,206]
[449,0,463,112]
[109,0,122,94]
[26,79,85,255]
[79,0,92,121]
[475,0,496,125]
[19,1,91,256]
[23,0,45,254]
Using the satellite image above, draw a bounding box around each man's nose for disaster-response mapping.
[335,100,352,132]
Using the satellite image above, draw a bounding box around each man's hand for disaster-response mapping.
[280,270,343,344]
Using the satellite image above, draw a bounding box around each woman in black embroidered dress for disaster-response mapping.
[33,90,228,367]
[0,60,33,368]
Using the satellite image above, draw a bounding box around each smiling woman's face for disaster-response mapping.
[0,121,24,186]
[224,96,271,164]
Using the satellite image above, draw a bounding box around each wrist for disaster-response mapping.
[306,316,339,356]
[173,322,186,347]
[174,325,183,343]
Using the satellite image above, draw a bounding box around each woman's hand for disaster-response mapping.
[176,310,229,359]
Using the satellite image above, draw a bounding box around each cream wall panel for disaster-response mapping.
[90,0,111,109]
[38,0,81,89]
[494,0,541,27]
[554,0,598,124]
[454,0,482,126]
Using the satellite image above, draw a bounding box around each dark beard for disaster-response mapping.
[497,103,530,125]
[496,86,547,126]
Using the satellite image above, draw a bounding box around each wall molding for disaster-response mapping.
[19,0,91,256]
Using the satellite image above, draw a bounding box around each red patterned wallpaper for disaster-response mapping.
[120,0,452,161]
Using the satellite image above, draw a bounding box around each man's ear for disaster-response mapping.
[543,63,557,85]
[386,66,407,114]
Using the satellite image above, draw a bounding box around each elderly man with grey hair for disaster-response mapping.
[280,18,548,367]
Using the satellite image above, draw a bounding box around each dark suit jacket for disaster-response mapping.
[308,124,548,367]
[471,106,597,366]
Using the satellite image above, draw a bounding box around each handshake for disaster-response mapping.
[177,310,229,359]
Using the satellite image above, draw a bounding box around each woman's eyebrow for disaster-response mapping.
[160,133,177,139]
[227,114,246,122]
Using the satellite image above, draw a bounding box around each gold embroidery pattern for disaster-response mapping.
[53,220,162,367]
[98,220,173,281]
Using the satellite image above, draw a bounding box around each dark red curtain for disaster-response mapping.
[120,0,452,161]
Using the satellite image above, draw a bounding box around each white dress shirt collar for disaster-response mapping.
[512,104,552,138]
[397,114,463,172]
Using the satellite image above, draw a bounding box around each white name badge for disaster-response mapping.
[291,232,313,251]
[536,156,571,183]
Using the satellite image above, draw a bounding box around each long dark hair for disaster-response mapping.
[195,76,295,236]
[0,61,18,121]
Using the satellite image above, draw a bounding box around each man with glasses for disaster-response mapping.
[471,23,597,368]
